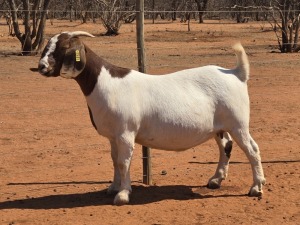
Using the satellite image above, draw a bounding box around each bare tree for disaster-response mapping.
[220,0,300,52]
[0,1,14,35]
[268,0,300,52]
[4,12,14,35]
[97,0,135,35]
[180,0,194,31]
[195,0,208,23]
[78,0,95,23]
[171,0,179,21]
[7,0,51,55]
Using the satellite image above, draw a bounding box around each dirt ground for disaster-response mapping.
[0,18,299,225]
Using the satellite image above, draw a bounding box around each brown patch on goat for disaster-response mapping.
[75,45,101,96]
[62,37,87,73]
[216,131,232,158]
[105,63,131,78]
[75,45,130,96]
[224,140,233,159]
[217,131,224,139]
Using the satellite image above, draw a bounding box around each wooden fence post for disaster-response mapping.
[136,0,152,185]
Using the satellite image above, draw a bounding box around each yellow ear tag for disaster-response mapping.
[75,50,80,62]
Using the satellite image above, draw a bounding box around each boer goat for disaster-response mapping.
[36,31,265,205]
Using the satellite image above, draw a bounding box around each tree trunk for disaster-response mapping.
[281,4,289,53]
[8,0,51,55]
[195,0,208,23]
[237,12,242,23]
[21,0,32,55]
[293,15,300,50]
[31,0,41,40]
[22,33,32,55]
[171,0,177,21]
[7,0,22,42]
[81,11,87,23]
[288,24,293,52]
[32,0,51,52]
[150,0,154,24]
[187,13,191,31]
[70,0,74,22]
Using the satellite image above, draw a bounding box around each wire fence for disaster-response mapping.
[0,9,296,12]
[0,8,299,13]
[0,5,298,55]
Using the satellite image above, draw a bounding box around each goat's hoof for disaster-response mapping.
[114,190,130,206]
[207,178,222,189]
[248,186,263,198]
[207,177,224,189]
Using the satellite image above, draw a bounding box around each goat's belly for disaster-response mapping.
[135,125,214,151]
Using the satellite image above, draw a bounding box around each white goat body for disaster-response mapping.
[37,31,265,205]
[88,64,248,151]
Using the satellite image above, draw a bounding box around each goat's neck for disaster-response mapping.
[75,45,131,96]
[74,46,103,96]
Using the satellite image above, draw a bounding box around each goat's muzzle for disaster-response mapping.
[38,63,53,76]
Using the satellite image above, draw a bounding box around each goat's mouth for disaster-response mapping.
[30,67,50,76]
[39,69,51,77]
[38,64,50,75]
[38,65,59,77]
[31,67,52,76]
[39,70,60,77]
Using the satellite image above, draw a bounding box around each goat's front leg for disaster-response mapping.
[208,132,232,189]
[107,140,121,195]
[113,136,134,205]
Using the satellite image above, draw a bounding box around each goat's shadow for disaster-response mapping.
[2,159,296,209]
[0,183,246,209]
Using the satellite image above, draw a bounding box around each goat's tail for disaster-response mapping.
[232,42,249,82]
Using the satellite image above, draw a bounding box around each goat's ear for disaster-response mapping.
[61,38,86,78]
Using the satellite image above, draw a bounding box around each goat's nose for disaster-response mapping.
[38,63,49,75]
[38,64,46,71]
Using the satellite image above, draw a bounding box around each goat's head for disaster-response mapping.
[38,31,95,79]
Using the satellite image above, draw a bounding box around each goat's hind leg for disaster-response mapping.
[207,132,233,189]
[231,129,266,197]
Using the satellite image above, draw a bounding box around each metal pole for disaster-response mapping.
[136,0,146,73]
[136,0,152,185]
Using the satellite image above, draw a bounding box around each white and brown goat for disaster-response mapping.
[36,31,265,205]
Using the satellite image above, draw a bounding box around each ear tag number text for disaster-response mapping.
[75,50,80,62]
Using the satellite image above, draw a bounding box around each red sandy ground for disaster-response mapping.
[0,19,299,225]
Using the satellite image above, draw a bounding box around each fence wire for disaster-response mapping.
[0,9,300,13]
